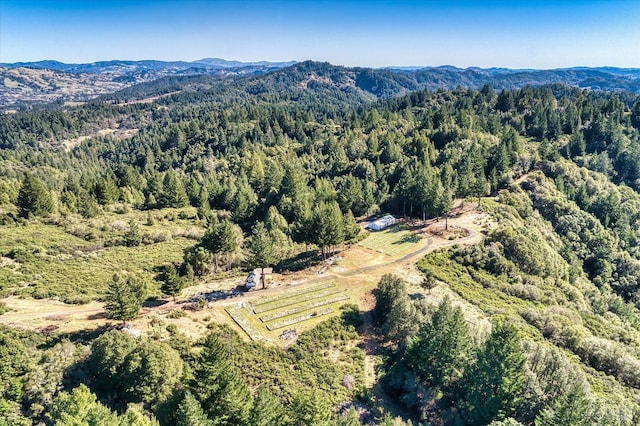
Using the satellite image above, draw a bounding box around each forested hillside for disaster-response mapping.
[3,60,640,110]
[2,62,640,425]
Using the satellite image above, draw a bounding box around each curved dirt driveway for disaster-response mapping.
[0,210,488,334]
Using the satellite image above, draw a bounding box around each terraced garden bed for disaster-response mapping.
[251,282,335,307]
[225,305,269,342]
[224,282,351,342]
[252,287,341,314]
[258,294,349,322]
[266,307,334,331]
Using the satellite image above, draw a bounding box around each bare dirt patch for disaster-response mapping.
[424,223,469,240]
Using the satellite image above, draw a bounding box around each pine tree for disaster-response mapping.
[248,152,265,193]
[161,171,189,208]
[535,387,591,426]
[436,186,453,230]
[123,219,142,247]
[183,246,210,276]
[289,389,333,426]
[383,291,422,343]
[311,201,345,259]
[406,298,473,390]
[461,323,526,425]
[631,100,640,129]
[217,220,241,271]
[265,205,289,234]
[374,274,407,326]
[175,391,212,426]
[193,334,251,426]
[343,209,361,241]
[197,186,211,213]
[16,173,54,218]
[199,216,220,268]
[337,407,361,426]
[94,177,119,205]
[105,274,147,325]
[231,181,258,223]
[160,265,184,301]
[247,222,277,289]
[248,387,287,426]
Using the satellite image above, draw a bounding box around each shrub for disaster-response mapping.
[145,231,171,244]
[167,309,186,319]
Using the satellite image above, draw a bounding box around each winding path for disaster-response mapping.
[0,211,486,335]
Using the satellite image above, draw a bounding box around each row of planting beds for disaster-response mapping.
[251,282,335,307]
[252,287,341,314]
[259,294,349,322]
[265,307,334,331]
[225,306,268,342]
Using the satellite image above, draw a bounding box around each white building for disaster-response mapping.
[245,267,273,290]
[368,215,397,231]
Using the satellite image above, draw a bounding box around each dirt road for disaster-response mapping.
[0,208,488,335]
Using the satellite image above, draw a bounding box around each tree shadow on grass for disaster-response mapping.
[87,311,107,320]
[276,250,322,272]
[143,299,168,308]
[391,233,421,245]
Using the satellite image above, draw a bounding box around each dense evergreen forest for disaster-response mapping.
[2,62,640,425]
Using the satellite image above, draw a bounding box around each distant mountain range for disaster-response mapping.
[0,59,296,109]
[0,58,296,74]
[1,59,639,109]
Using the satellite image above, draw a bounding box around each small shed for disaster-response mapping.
[369,215,396,231]
[245,267,273,290]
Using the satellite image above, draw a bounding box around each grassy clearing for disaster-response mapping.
[357,224,421,256]
[0,209,203,302]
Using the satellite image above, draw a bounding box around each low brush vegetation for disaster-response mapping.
[0,209,200,301]
[409,174,640,424]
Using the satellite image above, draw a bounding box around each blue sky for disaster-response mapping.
[1,0,639,68]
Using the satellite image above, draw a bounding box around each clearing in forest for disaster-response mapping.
[357,224,422,256]
[0,203,489,341]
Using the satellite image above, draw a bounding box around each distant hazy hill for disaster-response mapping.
[0,67,128,109]
[0,59,296,109]
[162,60,640,101]
[0,58,296,74]
[2,59,640,109]
[392,65,640,95]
